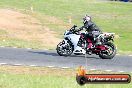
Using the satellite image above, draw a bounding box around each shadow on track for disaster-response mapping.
[70,55,100,59]
[28,51,59,56]
[28,51,100,59]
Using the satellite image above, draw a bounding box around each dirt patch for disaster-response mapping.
[42,15,65,25]
[0,66,120,76]
[0,66,76,77]
[0,9,61,48]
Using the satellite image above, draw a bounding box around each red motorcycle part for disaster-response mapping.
[96,45,108,51]
[87,38,93,49]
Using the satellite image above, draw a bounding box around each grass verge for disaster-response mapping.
[0,65,131,88]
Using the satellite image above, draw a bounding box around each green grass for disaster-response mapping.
[0,38,45,49]
[0,0,131,52]
[0,29,8,35]
[0,66,131,88]
[0,73,132,88]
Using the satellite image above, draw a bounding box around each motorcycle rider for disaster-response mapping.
[75,15,102,52]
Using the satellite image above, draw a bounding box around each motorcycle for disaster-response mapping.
[56,25,116,59]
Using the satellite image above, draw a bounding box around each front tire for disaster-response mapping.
[56,40,73,56]
[99,42,116,59]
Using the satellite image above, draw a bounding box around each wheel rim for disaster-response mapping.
[106,45,114,55]
[101,44,114,56]
[58,43,73,55]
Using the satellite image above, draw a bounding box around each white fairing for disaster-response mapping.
[64,30,85,54]
[65,34,80,49]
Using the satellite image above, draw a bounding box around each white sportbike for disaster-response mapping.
[56,25,116,59]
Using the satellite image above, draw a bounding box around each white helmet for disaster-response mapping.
[83,15,91,24]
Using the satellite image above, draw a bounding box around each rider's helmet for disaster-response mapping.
[83,15,91,24]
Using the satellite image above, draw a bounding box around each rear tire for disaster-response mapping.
[99,42,116,59]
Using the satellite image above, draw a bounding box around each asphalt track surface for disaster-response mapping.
[0,47,132,72]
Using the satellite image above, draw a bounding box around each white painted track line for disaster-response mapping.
[105,70,112,72]
[0,63,7,65]
[47,66,55,68]
[13,64,22,66]
[129,55,132,57]
[90,69,96,71]
[61,67,70,69]
[29,65,37,67]
[118,71,125,73]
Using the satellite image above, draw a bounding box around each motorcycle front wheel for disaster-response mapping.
[99,42,116,59]
[56,40,73,56]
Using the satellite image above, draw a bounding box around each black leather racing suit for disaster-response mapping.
[77,21,102,46]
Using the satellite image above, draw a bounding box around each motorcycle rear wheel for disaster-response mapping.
[99,42,116,59]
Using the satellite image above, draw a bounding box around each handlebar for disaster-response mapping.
[68,25,81,35]
[69,25,77,32]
